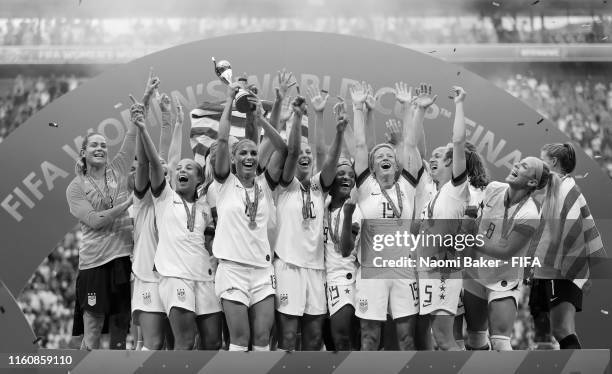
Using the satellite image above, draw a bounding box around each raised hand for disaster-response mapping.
[292,96,307,116]
[414,83,438,109]
[280,96,293,123]
[349,81,368,105]
[333,96,347,119]
[175,97,184,125]
[365,84,377,111]
[248,96,264,118]
[336,114,349,133]
[394,82,414,104]
[385,118,402,145]
[129,94,146,129]
[275,68,297,101]
[227,81,241,99]
[306,84,329,113]
[158,93,171,112]
[450,85,467,104]
[144,68,160,98]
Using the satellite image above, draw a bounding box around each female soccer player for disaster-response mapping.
[274,95,346,351]
[351,81,434,351]
[212,82,287,352]
[323,157,361,350]
[137,96,222,351]
[463,156,552,351]
[415,87,489,350]
[66,104,139,350]
[529,142,604,349]
[131,89,184,350]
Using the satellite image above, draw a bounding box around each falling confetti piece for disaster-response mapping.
[448,96,454,100]
[457,71,461,76]
[575,172,589,179]
[595,155,603,159]
[602,309,609,315]
[0,306,4,313]
[453,48,456,52]
[492,1,500,6]
[114,103,122,109]
[582,23,592,28]
[537,118,544,124]
[428,50,437,53]
[517,122,525,126]
[48,122,59,128]
[602,36,609,40]
[532,0,539,4]
[545,128,549,132]
[32,337,42,345]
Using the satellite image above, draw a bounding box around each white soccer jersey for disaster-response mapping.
[211,173,276,267]
[417,173,470,270]
[152,180,214,281]
[324,197,362,284]
[274,172,328,270]
[467,181,539,290]
[356,168,424,221]
[132,190,159,282]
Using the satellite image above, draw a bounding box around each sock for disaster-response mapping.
[467,331,489,350]
[141,346,150,351]
[456,339,466,350]
[228,344,248,352]
[253,345,270,351]
[559,334,581,349]
[490,335,512,351]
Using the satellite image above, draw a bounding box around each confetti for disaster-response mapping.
[545,128,549,132]
[0,306,4,313]
[114,103,122,109]
[32,337,42,345]
[602,36,609,41]
[575,172,589,179]
[453,48,456,52]
[602,309,609,315]
[517,122,525,126]
[48,122,59,128]
[537,118,544,124]
[320,89,328,94]
[428,50,437,53]
[448,96,454,100]
[492,1,500,6]
[582,23,592,28]
[532,0,539,4]
[457,71,461,76]
[595,155,603,159]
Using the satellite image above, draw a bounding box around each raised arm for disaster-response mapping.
[320,108,348,187]
[281,97,306,185]
[365,83,377,150]
[340,192,359,257]
[214,83,240,182]
[451,86,467,179]
[251,98,287,154]
[350,82,369,176]
[129,96,164,190]
[167,97,184,180]
[157,93,173,162]
[306,84,329,171]
[134,125,149,193]
[141,69,160,116]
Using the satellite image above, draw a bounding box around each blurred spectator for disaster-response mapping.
[0,15,611,47]
[0,74,83,143]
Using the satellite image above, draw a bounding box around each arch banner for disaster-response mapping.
[0,32,611,350]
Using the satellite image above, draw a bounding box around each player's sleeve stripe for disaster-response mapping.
[401,165,424,187]
[356,169,370,188]
[265,169,279,190]
[151,178,166,198]
[134,182,151,200]
[451,169,468,186]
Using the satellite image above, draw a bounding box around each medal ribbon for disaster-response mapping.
[86,168,116,208]
[300,181,312,220]
[245,183,259,227]
[378,182,403,219]
[326,205,343,249]
[180,197,197,232]
[501,192,529,240]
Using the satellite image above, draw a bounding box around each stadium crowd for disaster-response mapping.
[0,15,610,47]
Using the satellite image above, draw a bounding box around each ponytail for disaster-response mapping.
[443,141,490,189]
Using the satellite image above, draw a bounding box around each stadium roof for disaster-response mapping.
[0,0,610,18]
